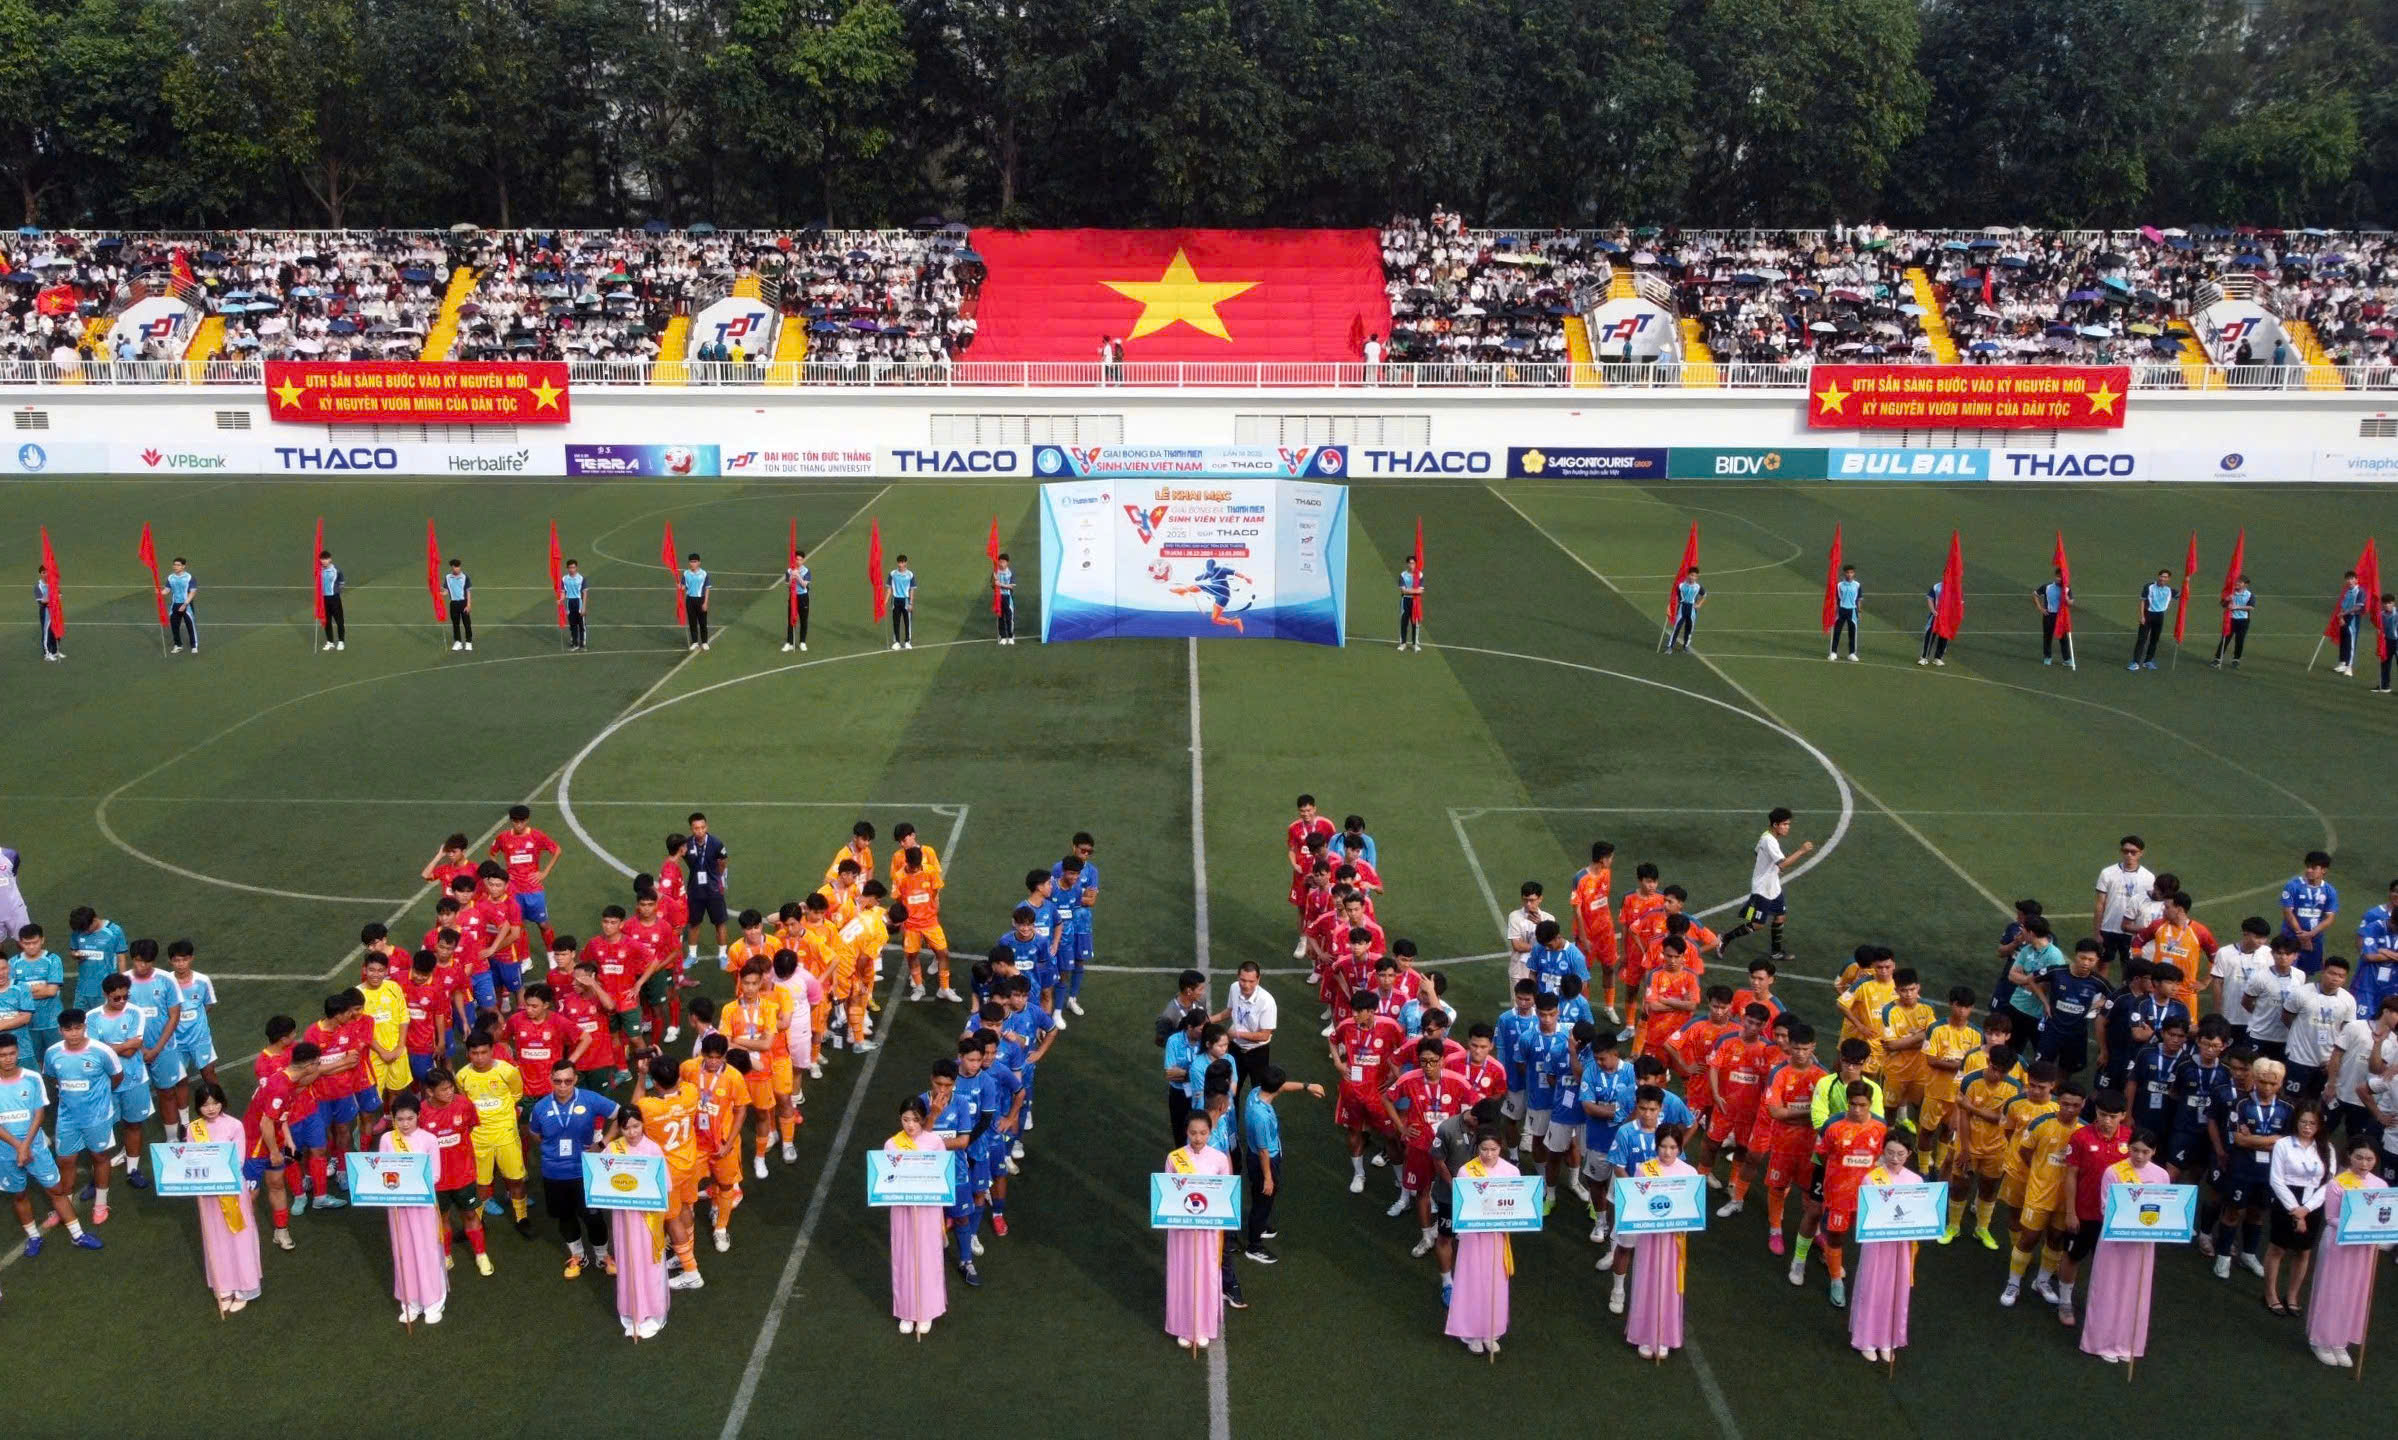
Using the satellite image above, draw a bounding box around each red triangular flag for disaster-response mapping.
[312,517,326,627]
[424,518,445,623]
[662,521,680,621]
[1932,531,1964,641]
[2364,540,2389,661]
[987,515,1003,615]
[2173,531,2198,644]
[1666,523,1699,623]
[868,520,887,622]
[1819,524,1844,633]
[788,517,801,626]
[2219,529,2246,639]
[1411,515,1424,624]
[2051,531,2073,637]
[137,523,167,628]
[548,520,566,628]
[37,526,62,640]
[2326,539,2379,644]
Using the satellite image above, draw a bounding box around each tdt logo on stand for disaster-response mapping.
[565,444,720,477]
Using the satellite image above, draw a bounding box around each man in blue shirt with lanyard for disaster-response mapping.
[682,812,730,963]
[887,554,916,649]
[2333,567,2366,675]
[559,559,588,652]
[783,548,809,652]
[526,1059,618,1277]
[680,553,711,651]
[2129,567,2174,671]
[1667,567,1703,653]
[318,549,346,650]
[1829,564,1860,661]
[1397,556,1423,652]
[163,557,198,653]
[2034,567,2074,668]
[443,558,474,650]
[2280,851,2338,974]
[2213,572,2253,667]
[993,551,1017,645]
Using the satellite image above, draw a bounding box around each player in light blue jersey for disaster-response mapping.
[886,554,916,649]
[119,940,182,1134]
[1830,565,1861,661]
[1338,817,1376,869]
[0,1033,98,1251]
[34,569,60,661]
[922,1047,994,1280]
[2333,568,2367,674]
[2214,573,2253,667]
[443,558,474,650]
[559,559,588,651]
[43,1009,123,1220]
[783,548,810,652]
[163,557,198,652]
[9,924,64,1063]
[1667,568,1704,653]
[85,973,152,1186]
[2129,568,2176,670]
[66,907,126,1011]
[681,552,712,650]
[160,940,219,1138]
[2035,567,2075,668]
[992,551,1017,644]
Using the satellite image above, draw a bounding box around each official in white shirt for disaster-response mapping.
[2211,918,2276,1029]
[2093,836,2157,970]
[1504,884,1552,987]
[2281,958,2360,1101]
[1219,961,1279,1088]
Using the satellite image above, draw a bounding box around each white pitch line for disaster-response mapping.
[715,805,966,1440]
[1488,485,2012,922]
[1186,638,1232,1440]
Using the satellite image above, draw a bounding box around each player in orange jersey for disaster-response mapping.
[1636,936,1701,1057]
[1800,1085,1891,1308]
[679,1034,749,1252]
[723,965,792,1181]
[1699,1002,1779,1215]
[635,1053,705,1290]
[893,843,955,1002]
[1570,842,1620,1021]
[1749,1023,1824,1254]
[1617,864,1667,998]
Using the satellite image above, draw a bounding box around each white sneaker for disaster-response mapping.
[668,1271,705,1291]
[781,1142,796,1163]
[714,1228,730,1253]
[799,643,807,651]
[1349,1173,1366,1194]
[691,642,702,651]
[423,1304,444,1325]
[909,984,927,1002]
[1603,1005,1622,1025]
[1292,939,1309,959]
[970,1234,985,1257]
[1385,1194,1410,1218]
[808,1064,822,1080]
[2315,1346,2347,1367]
[1370,1153,1387,1168]
[891,642,901,651]
[663,1025,680,1043]
[1827,652,1837,661]
[1609,1284,1627,1314]
[904,642,913,650]
[1051,1013,1067,1032]
[1005,1156,1019,1176]
[1011,1140,1026,1160]
[1847,653,1859,662]
[2213,1255,2233,1279]
[754,1155,768,1179]
[322,641,335,651]
[464,642,473,651]
[2033,1276,2059,1305]
[937,988,962,1003]
[782,643,794,652]
[1788,1260,1806,1287]
[1589,1218,1609,1243]
[1705,1172,1725,1192]
[1999,1282,2020,1307]
[1916,657,1928,666]
[335,641,343,650]
[700,642,709,650]
[1319,1022,1335,1037]
[2241,1253,2265,1277]
[171,645,183,654]
[1410,1234,1434,1258]
[451,641,462,651]
[1568,1175,1591,1203]
[851,1039,876,1053]
[900,1319,916,1335]
[1933,658,1946,666]
[1067,998,1085,1016]
[1715,1198,1743,1218]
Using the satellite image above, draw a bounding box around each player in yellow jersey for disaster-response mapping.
[1919,986,1984,1174]
[637,1054,706,1290]
[1946,1044,2024,1246]
[457,1033,533,1236]
[826,821,875,885]
[2001,1081,2083,1308]
[1875,968,1936,1125]
[679,1035,750,1253]
[1995,1061,2060,1240]
[355,941,414,1118]
[1838,946,1897,1065]
[893,841,953,1002]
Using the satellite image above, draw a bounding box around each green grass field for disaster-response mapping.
[4,474,2396,1438]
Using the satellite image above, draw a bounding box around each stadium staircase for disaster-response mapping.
[768,306,809,383]
[182,313,225,380]
[2166,317,2225,390]
[1563,314,1599,387]
[1677,316,1719,388]
[652,313,693,385]
[1904,268,1959,364]
[418,266,481,361]
[1607,271,1638,301]
[731,274,763,300]
[2282,319,2346,391]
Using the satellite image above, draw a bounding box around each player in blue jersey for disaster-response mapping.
[2280,851,2339,974]
[920,1050,992,1282]
[1493,979,1540,1158]
[999,979,1058,1154]
[2129,568,2176,670]
[159,939,220,1140]
[992,551,1016,645]
[65,908,126,1011]
[2354,879,2398,1020]
[2034,939,2112,1076]
[85,974,152,1188]
[43,1009,123,1222]
[119,940,182,1132]
[2213,573,2253,667]
[1049,851,1095,1020]
[886,554,916,649]
[969,1030,1025,1234]
[1044,858,1087,1025]
[9,924,64,1065]
[1527,920,1589,998]
[0,1033,98,1251]
[161,556,199,653]
[1170,558,1252,634]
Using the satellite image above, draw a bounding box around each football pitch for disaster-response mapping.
[4,473,2396,1438]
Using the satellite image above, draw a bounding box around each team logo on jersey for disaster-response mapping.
[1123,504,1169,543]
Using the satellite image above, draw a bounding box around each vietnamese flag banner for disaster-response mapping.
[964,229,1393,363]
[2051,531,2073,636]
[2174,531,2198,644]
[1933,532,1965,640]
[137,522,168,628]
[1819,524,1843,633]
[424,519,446,622]
[987,516,1003,615]
[548,520,566,628]
[1808,364,2128,430]
[37,527,62,639]
[867,520,887,622]
[1666,523,1699,623]
[2219,529,2246,638]
[311,517,326,627]
[265,360,570,424]
[661,521,681,621]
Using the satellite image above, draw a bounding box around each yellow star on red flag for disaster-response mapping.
[1102,249,1259,342]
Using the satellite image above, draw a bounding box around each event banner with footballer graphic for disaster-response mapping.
[1038,468,1348,646]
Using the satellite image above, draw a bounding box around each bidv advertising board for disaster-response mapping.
[1039,478,1348,646]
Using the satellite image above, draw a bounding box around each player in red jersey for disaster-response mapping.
[417,1068,490,1269]
[420,833,479,894]
[1286,795,1336,955]
[1332,991,1406,1193]
[1457,1024,1509,1106]
[1729,957,1788,1029]
[558,960,619,1088]
[1569,842,1619,1019]
[302,991,369,1207]
[1636,936,1702,1057]
[397,950,448,1085]
[245,1041,321,1250]
[505,984,574,1141]
[622,883,680,1042]
[422,924,478,1058]
[1667,988,1739,1127]
[472,863,531,1006]
[490,805,561,952]
[1321,922,1387,1035]
[1750,1023,1825,1254]
[1699,1003,1779,1214]
[1297,865,1338,978]
[1383,1037,1476,1253]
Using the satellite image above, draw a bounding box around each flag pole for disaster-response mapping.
[2308,636,2327,673]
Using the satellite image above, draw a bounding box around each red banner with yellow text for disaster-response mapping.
[965,229,1392,363]
[265,361,572,424]
[1807,364,2127,430]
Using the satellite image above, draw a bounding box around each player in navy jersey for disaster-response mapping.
[2035,939,2111,1075]
[2280,852,2339,973]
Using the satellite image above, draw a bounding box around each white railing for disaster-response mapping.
[0,356,2393,392]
